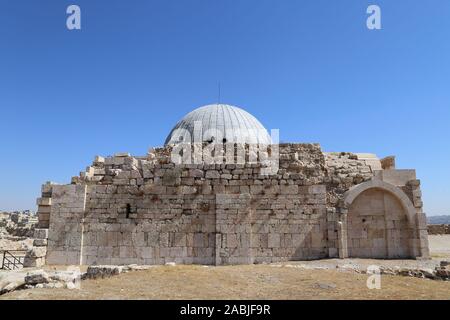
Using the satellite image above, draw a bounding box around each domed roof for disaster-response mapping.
[164,104,272,145]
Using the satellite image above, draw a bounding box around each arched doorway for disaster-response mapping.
[347,187,413,258]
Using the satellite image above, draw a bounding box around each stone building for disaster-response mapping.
[35,104,429,266]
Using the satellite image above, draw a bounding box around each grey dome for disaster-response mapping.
[165,104,272,145]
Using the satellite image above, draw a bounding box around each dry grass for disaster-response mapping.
[1,265,450,300]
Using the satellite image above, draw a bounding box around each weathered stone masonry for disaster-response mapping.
[35,143,429,266]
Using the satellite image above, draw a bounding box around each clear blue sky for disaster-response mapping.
[1,1,449,215]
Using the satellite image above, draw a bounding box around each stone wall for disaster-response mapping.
[39,143,429,265]
[324,152,383,257]
[36,182,54,229]
[216,185,327,265]
[46,185,86,265]
[82,186,217,265]
[324,152,428,259]
[347,188,413,258]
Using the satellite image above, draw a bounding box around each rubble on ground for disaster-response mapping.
[428,224,450,235]
[1,269,81,294]
[0,263,156,295]
[0,211,37,252]
[272,259,450,281]
[83,265,124,279]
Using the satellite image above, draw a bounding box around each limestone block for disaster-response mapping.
[23,256,46,268]
[94,168,106,175]
[373,238,386,248]
[419,230,428,241]
[226,234,238,248]
[309,185,326,194]
[85,265,124,279]
[202,185,213,194]
[205,170,220,179]
[179,186,197,194]
[25,271,50,285]
[280,185,298,194]
[119,246,135,259]
[142,185,167,195]
[311,232,324,248]
[134,232,147,247]
[34,228,49,239]
[113,178,129,185]
[111,157,125,165]
[41,183,54,194]
[33,239,48,246]
[194,233,205,247]
[38,205,51,214]
[380,156,396,170]
[36,197,51,206]
[131,170,142,179]
[189,169,204,178]
[143,170,154,178]
[221,173,232,179]
[173,233,187,247]
[46,250,78,265]
[416,212,427,228]
[412,189,422,198]
[94,155,105,163]
[213,185,226,193]
[413,199,423,208]
[115,152,130,158]
[28,247,47,258]
[407,179,421,188]
[378,169,416,186]
[268,233,281,248]
[239,185,250,194]
[250,185,263,195]
[106,185,118,194]
[169,247,185,257]
[159,233,169,247]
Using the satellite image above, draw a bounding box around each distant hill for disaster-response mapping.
[427,215,450,224]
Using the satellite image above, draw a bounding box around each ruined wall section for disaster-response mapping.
[217,143,329,264]
[43,144,428,264]
[47,143,329,265]
[79,151,230,265]
[324,152,378,207]
[323,152,378,257]
[36,182,55,229]
[325,153,428,258]
[375,170,429,257]
[46,185,87,265]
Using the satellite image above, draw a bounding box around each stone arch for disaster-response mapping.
[343,179,416,224]
[341,179,417,259]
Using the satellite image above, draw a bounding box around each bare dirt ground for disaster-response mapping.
[429,235,450,258]
[1,264,450,300]
[1,235,449,300]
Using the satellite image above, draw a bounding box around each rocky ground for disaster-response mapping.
[0,237,33,252]
[1,251,449,299]
[1,264,450,300]
[0,227,449,299]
